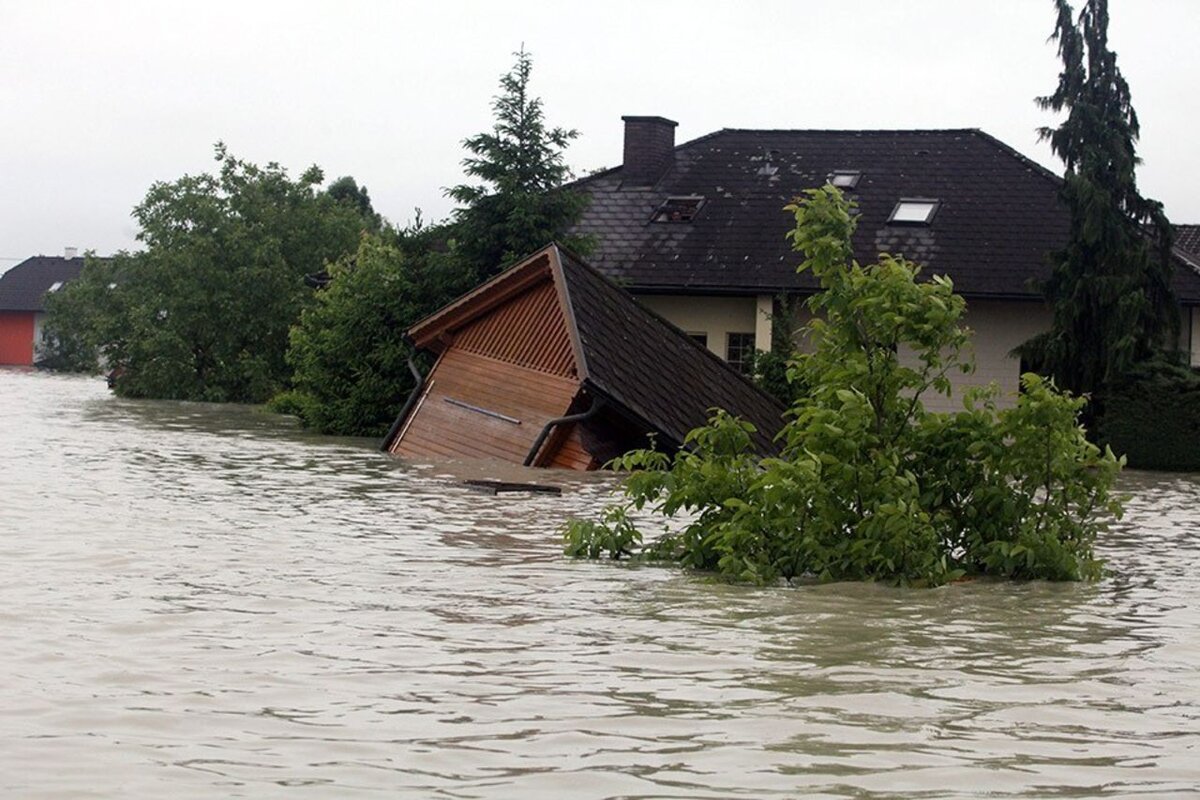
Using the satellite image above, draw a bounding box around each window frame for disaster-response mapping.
[887,197,941,225]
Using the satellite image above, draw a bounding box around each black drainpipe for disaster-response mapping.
[379,353,426,452]
[523,396,605,467]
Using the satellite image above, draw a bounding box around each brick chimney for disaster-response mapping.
[621,116,678,187]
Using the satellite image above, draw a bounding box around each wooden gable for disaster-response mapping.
[389,272,584,464]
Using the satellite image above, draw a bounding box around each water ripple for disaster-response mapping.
[1,369,1198,798]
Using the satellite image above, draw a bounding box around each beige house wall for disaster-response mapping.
[635,294,773,358]
[636,293,1200,411]
[916,300,1051,413]
[781,298,1051,413]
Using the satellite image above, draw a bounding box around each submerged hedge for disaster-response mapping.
[1098,360,1200,471]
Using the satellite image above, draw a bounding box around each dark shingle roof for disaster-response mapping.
[557,246,784,454]
[572,128,1200,304]
[0,256,85,312]
[1175,225,1200,262]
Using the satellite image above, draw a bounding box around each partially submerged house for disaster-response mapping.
[0,252,85,366]
[571,117,1200,410]
[383,244,784,469]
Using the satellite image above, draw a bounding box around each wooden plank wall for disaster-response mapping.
[392,349,578,462]
[392,278,583,464]
[545,425,597,470]
[453,280,576,378]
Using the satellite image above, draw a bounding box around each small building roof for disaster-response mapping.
[571,127,1200,304]
[1175,224,1200,264]
[0,256,86,312]
[406,244,786,455]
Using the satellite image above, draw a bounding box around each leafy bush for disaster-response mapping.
[564,187,1123,587]
[1096,358,1200,471]
[277,229,472,436]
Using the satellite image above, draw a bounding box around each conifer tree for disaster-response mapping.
[447,48,590,278]
[1019,0,1175,402]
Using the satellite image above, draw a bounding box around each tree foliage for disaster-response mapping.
[447,48,591,277]
[42,145,371,402]
[275,223,474,436]
[327,175,382,231]
[1018,0,1175,402]
[565,187,1122,587]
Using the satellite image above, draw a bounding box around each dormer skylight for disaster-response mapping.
[828,170,862,189]
[888,198,940,225]
[652,195,705,223]
[47,281,64,292]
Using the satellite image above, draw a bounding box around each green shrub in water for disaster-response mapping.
[563,187,1123,587]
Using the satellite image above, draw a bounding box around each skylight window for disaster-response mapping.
[47,281,64,292]
[652,195,705,223]
[828,170,862,189]
[888,198,940,225]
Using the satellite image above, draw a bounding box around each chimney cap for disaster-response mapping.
[621,115,678,127]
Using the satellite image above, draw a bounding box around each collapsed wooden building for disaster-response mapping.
[382,244,785,470]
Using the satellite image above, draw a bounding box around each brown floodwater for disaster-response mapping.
[1,368,1198,798]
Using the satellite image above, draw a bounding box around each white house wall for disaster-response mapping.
[916,300,1051,413]
[634,294,773,357]
[782,298,1050,413]
[32,312,46,362]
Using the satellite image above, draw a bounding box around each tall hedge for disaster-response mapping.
[1097,360,1200,471]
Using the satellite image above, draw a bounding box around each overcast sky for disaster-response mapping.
[2,0,1197,269]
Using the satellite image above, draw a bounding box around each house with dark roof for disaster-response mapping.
[383,244,784,469]
[0,253,86,366]
[571,117,1200,410]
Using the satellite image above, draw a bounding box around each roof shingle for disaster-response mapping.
[0,256,86,312]
[571,128,1200,304]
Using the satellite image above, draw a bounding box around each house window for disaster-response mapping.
[688,332,708,348]
[652,195,705,223]
[828,170,862,189]
[726,332,756,374]
[888,198,940,225]
[47,281,64,292]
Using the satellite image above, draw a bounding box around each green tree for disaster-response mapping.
[277,222,473,436]
[565,187,1122,587]
[43,145,371,402]
[447,48,591,277]
[327,176,382,231]
[1018,0,1175,404]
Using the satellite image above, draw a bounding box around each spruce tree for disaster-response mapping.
[447,48,590,278]
[1019,0,1176,403]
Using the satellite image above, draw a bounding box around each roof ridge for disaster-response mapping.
[969,128,1064,189]
[717,127,982,134]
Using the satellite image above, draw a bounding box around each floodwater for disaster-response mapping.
[1,369,1198,799]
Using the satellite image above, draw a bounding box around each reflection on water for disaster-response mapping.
[1,368,1198,798]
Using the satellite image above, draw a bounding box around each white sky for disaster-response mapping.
[2,0,1197,268]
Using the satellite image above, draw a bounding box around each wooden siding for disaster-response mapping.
[391,348,578,462]
[545,424,596,470]
[0,312,35,365]
[452,279,576,378]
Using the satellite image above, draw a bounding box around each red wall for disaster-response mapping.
[0,312,35,365]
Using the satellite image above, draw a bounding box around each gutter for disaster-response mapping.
[379,349,426,452]
[523,395,605,467]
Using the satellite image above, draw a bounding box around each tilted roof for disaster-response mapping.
[407,244,785,454]
[571,128,1200,304]
[0,256,86,312]
[555,246,784,453]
